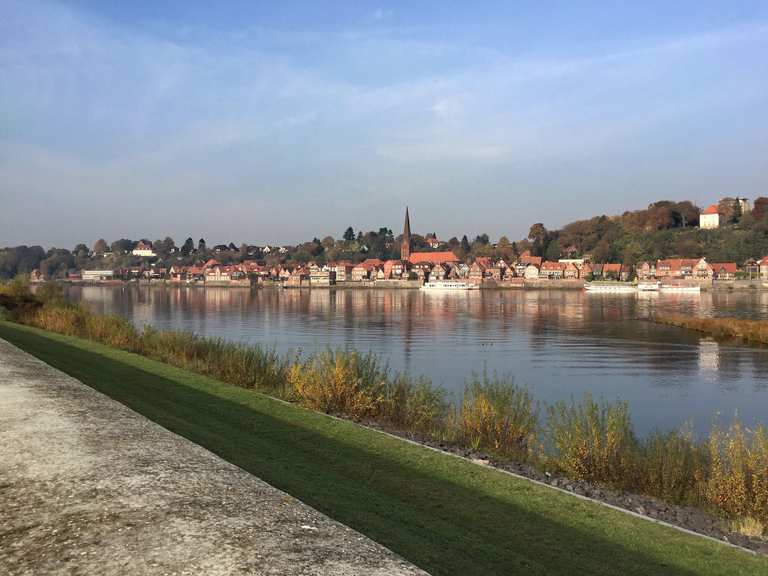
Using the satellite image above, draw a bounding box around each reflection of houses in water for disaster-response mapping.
[698,339,720,373]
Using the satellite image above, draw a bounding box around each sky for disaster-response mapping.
[1,0,767,248]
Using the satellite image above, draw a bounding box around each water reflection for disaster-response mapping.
[63,285,768,436]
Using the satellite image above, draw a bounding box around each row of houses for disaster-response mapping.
[53,252,768,288]
[635,259,740,280]
[284,252,628,285]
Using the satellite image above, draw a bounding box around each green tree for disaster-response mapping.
[343,227,355,242]
[544,239,561,262]
[528,223,549,257]
[110,239,134,254]
[181,237,194,256]
[322,236,335,250]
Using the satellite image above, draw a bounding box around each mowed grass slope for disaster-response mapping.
[1,321,765,576]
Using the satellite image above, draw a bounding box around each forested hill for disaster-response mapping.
[527,198,768,265]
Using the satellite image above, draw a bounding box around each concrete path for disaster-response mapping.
[0,339,426,576]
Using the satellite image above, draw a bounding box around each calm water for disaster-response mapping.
[63,285,768,436]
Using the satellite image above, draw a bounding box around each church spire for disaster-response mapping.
[401,206,411,261]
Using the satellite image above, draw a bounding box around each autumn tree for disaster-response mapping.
[754,197,768,220]
[92,239,108,255]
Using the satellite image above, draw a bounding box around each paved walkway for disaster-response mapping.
[0,338,426,576]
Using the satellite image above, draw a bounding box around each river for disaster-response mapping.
[63,285,768,436]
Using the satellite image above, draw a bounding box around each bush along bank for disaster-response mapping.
[652,314,768,345]
[1,280,766,550]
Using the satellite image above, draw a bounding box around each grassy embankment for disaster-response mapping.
[653,314,768,345]
[1,320,767,575]
[0,279,766,547]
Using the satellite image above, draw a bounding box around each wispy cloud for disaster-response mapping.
[1,0,767,246]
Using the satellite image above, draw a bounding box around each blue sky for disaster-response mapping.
[1,1,767,248]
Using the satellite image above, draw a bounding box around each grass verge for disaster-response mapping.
[0,320,765,576]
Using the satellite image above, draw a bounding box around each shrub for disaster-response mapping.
[28,304,88,336]
[641,425,706,504]
[731,517,765,538]
[657,315,768,345]
[138,328,289,395]
[458,373,537,458]
[704,420,768,523]
[84,313,138,350]
[35,282,67,307]
[288,350,387,420]
[382,375,449,437]
[546,394,638,486]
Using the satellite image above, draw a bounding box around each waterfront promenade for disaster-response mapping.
[0,338,424,576]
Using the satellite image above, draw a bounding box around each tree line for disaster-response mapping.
[2,196,767,279]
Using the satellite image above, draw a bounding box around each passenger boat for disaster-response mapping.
[584,282,636,293]
[637,281,661,291]
[659,284,701,293]
[420,280,480,291]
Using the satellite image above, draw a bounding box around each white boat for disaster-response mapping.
[637,281,661,292]
[660,284,701,293]
[421,280,479,291]
[584,282,636,293]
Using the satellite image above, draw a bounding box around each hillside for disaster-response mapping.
[528,198,768,265]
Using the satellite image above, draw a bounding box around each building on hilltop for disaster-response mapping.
[132,241,156,257]
[700,205,721,229]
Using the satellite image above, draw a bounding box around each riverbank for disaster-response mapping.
[3,278,768,547]
[0,321,765,574]
[0,337,423,576]
[651,315,768,345]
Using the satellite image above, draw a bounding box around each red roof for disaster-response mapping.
[657,259,698,271]
[541,261,566,270]
[702,204,720,215]
[710,262,737,274]
[355,258,384,270]
[518,253,542,266]
[602,263,622,273]
[408,251,458,264]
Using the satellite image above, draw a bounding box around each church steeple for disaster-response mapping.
[401,206,411,261]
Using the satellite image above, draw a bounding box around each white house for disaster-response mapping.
[132,241,156,257]
[700,205,720,229]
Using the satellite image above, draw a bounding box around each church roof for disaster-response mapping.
[409,251,458,264]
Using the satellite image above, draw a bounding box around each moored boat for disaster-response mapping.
[637,281,661,291]
[584,282,636,293]
[659,284,701,293]
[421,280,480,291]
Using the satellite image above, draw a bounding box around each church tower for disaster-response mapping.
[401,206,411,262]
